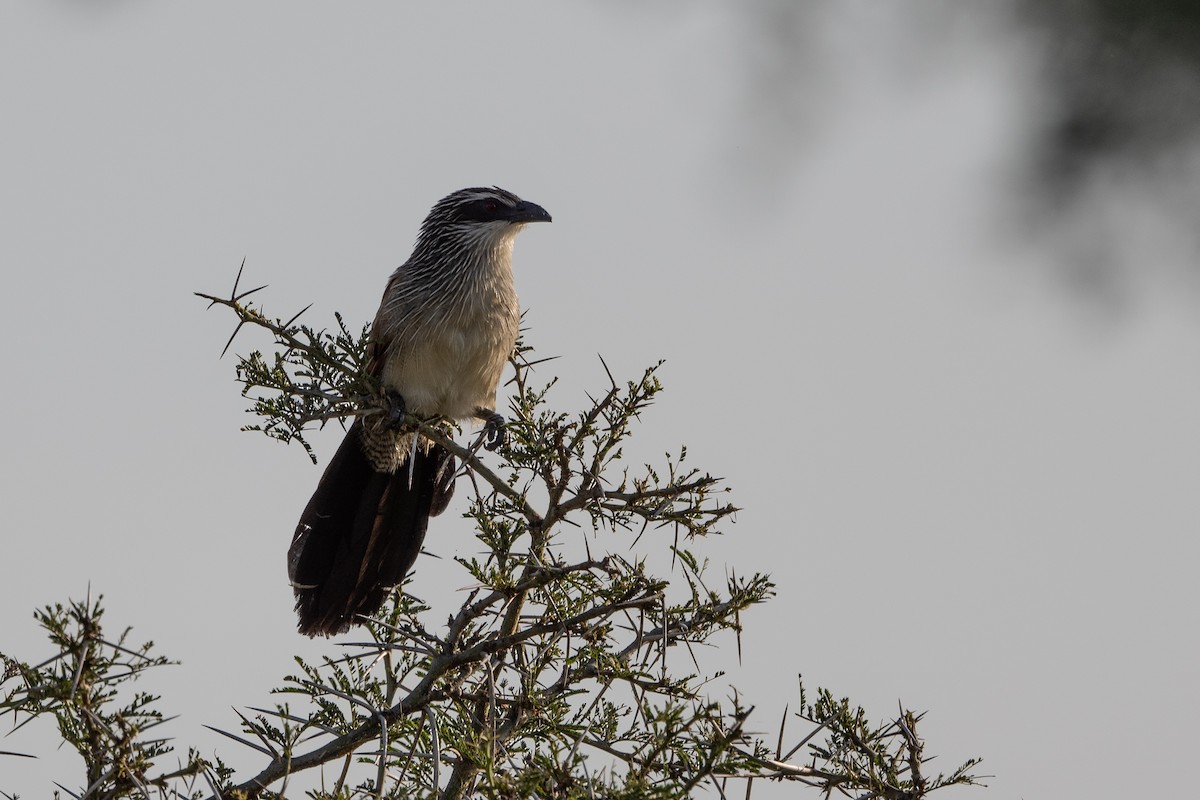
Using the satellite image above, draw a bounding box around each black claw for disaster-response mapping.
[384,391,408,429]
[482,411,506,451]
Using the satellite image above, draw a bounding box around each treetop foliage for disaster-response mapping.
[0,269,983,799]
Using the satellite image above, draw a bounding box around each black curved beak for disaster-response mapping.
[510,200,552,224]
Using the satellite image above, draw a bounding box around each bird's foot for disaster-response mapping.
[384,391,408,430]
[477,409,507,451]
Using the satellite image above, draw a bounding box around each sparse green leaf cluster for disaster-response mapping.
[196,266,377,462]
[0,595,231,799]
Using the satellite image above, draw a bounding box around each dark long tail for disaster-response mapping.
[287,421,455,636]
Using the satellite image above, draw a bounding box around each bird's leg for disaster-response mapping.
[384,391,408,430]
[475,407,507,451]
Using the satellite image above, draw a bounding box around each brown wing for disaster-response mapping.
[364,273,400,379]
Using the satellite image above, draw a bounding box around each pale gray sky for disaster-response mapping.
[2,3,1198,798]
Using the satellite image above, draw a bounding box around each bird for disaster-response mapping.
[286,186,551,636]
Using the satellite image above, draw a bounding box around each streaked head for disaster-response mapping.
[430,187,551,226]
[414,187,551,259]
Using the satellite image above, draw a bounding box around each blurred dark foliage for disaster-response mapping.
[1020,0,1200,189]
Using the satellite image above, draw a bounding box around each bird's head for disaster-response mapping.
[414,187,551,261]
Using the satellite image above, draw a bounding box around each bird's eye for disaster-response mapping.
[482,199,500,213]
